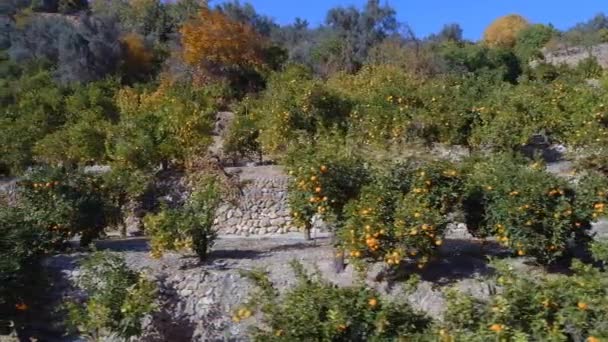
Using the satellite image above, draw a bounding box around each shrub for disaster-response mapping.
[240,260,431,341]
[437,257,608,341]
[107,80,216,170]
[18,166,113,247]
[462,155,608,263]
[223,100,262,162]
[339,160,462,269]
[144,176,221,260]
[0,206,50,329]
[515,24,557,62]
[65,251,157,341]
[100,166,151,233]
[575,57,604,79]
[286,135,370,239]
[0,67,67,174]
[255,65,351,156]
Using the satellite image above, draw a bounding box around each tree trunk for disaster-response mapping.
[331,232,345,273]
[303,222,312,241]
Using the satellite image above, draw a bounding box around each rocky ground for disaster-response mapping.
[36,218,608,342]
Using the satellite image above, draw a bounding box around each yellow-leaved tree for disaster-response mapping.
[483,14,530,48]
[180,8,265,71]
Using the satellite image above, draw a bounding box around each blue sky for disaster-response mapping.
[211,0,607,40]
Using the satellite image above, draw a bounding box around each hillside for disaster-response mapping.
[2,1,608,342]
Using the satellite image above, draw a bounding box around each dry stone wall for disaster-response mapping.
[214,166,326,236]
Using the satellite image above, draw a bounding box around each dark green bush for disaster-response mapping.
[18,166,113,246]
[462,154,608,263]
[0,206,50,328]
[65,251,157,340]
[240,260,431,341]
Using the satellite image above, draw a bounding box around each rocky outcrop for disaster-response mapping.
[542,43,608,68]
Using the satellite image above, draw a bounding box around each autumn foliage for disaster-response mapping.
[180,8,265,70]
[120,32,154,80]
[483,14,530,48]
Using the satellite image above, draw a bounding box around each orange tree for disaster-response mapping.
[107,79,217,171]
[238,260,431,341]
[0,205,52,333]
[246,65,352,157]
[462,154,608,264]
[285,136,370,242]
[325,65,493,148]
[468,78,607,151]
[339,160,463,270]
[436,252,608,341]
[32,78,120,169]
[144,176,221,261]
[17,166,114,247]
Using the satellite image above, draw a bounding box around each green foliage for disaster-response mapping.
[590,239,608,264]
[223,99,262,161]
[462,154,608,263]
[286,135,370,237]
[0,66,67,174]
[339,160,462,268]
[18,166,113,246]
[107,81,217,170]
[65,251,157,341]
[0,206,50,324]
[437,259,608,341]
[439,42,522,83]
[100,166,152,230]
[515,24,557,62]
[468,79,607,150]
[144,176,221,260]
[253,65,352,156]
[326,65,494,147]
[240,260,431,341]
[575,57,604,79]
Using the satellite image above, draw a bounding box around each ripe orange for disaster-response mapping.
[320,165,328,173]
[368,298,378,307]
[489,324,504,333]
[577,302,589,311]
